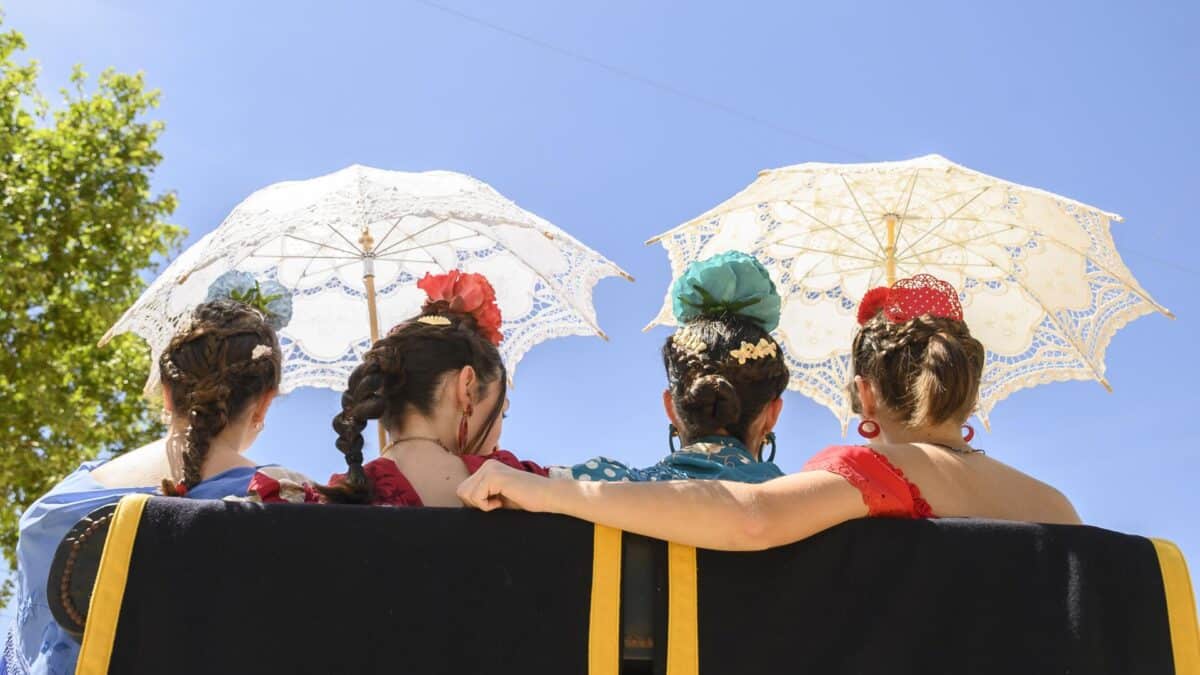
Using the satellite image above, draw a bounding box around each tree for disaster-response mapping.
[0,14,182,599]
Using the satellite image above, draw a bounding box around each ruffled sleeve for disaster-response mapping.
[327,458,425,507]
[558,456,640,482]
[461,449,550,477]
[802,445,934,519]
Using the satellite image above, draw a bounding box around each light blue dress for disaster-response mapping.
[562,435,783,483]
[1,460,260,675]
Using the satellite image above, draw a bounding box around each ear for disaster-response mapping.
[661,389,681,428]
[854,376,878,419]
[761,396,784,432]
[161,385,176,415]
[455,366,478,410]
[249,389,277,426]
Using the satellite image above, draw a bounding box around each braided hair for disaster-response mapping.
[158,299,282,495]
[851,312,985,428]
[320,298,506,504]
[663,313,789,445]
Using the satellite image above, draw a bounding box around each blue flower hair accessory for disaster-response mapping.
[205,270,294,332]
[670,251,781,332]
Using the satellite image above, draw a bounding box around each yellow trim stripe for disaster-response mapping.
[75,493,150,675]
[588,525,622,675]
[1151,538,1200,675]
[667,542,699,675]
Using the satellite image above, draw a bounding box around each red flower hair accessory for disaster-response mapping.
[856,274,963,325]
[415,270,504,345]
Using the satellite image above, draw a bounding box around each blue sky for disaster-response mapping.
[3,0,1198,602]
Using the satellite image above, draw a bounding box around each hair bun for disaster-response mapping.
[671,251,781,332]
[679,373,742,435]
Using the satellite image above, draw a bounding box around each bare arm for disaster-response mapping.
[458,462,868,551]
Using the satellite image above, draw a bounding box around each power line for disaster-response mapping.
[409,1,1196,281]
[1123,248,1200,278]
[409,0,870,160]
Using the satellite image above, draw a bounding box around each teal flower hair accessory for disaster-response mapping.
[670,251,781,332]
[205,270,294,332]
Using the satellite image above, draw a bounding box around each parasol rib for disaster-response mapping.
[899,214,1172,317]
[898,221,1114,391]
[896,187,992,258]
[776,201,880,258]
[841,174,887,253]
[892,168,921,249]
[372,217,452,257]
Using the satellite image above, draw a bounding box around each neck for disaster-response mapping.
[389,414,456,455]
[876,419,968,448]
[164,419,251,481]
[382,436,453,461]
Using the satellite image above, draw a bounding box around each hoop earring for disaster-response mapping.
[668,424,679,453]
[457,403,474,453]
[761,431,777,463]
[857,419,881,439]
[961,424,975,444]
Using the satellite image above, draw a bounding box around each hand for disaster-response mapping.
[457,460,554,513]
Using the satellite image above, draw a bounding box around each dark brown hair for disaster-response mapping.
[662,313,789,445]
[158,299,281,495]
[320,299,506,504]
[851,312,985,428]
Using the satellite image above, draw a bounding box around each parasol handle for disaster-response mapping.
[360,229,388,454]
[885,213,898,286]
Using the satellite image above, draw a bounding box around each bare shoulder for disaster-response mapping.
[985,458,1081,525]
[88,440,167,488]
[1029,478,1081,525]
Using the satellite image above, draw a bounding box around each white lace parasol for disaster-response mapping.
[103,164,632,395]
[647,154,1171,430]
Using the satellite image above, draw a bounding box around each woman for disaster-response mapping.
[261,270,546,507]
[557,251,788,483]
[458,272,1081,550]
[3,298,284,675]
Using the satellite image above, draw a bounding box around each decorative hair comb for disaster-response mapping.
[415,270,504,345]
[671,251,781,332]
[729,338,778,365]
[671,328,709,354]
[857,274,963,325]
[416,315,452,327]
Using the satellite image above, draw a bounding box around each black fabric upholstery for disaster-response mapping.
[106,498,594,675]
[696,517,1175,675]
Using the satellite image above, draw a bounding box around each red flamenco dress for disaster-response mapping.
[248,450,548,506]
[806,273,970,518]
[803,445,934,519]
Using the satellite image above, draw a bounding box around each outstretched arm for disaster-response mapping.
[457,462,867,551]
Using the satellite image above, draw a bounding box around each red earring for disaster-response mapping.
[961,424,975,443]
[457,403,474,453]
[857,419,880,439]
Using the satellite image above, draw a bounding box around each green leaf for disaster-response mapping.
[0,14,182,605]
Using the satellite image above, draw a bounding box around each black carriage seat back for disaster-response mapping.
[46,502,118,640]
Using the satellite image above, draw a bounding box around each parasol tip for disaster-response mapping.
[596,329,610,342]
[1164,308,1177,320]
[1099,377,1113,393]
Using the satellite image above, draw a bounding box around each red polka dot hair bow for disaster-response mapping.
[856,274,963,325]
